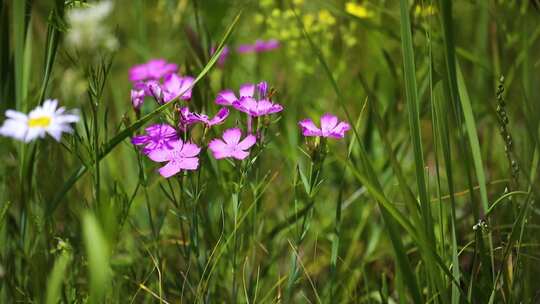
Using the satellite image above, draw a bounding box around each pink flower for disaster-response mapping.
[131,124,178,154]
[215,83,260,106]
[215,81,282,117]
[130,73,193,109]
[232,97,283,117]
[237,39,280,53]
[160,74,194,103]
[298,113,350,139]
[129,59,178,83]
[179,107,229,130]
[131,88,145,109]
[147,139,201,178]
[208,128,256,160]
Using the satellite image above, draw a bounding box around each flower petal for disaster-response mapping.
[215,90,238,106]
[208,138,229,159]
[208,108,229,126]
[256,81,268,97]
[233,97,258,115]
[5,110,28,122]
[178,76,194,100]
[180,142,201,158]
[163,74,181,94]
[177,157,199,170]
[0,118,28,140]
[131,89,145,109]
[231,150,249,160]
[55,112,80,124]
[129,59,178,83]
[24,128,42,142]
[43,99,59,112]
[320,113,339,136]
[255,99,283,116]
[158,161,181,178]
[237,134,256,150]
[46,127,64,141]
[239,83,255,97]
[222,128,242,145]
[298,119,322,137]
[148,148,171,162]
[131,135,149,146]
[328,121,351,138]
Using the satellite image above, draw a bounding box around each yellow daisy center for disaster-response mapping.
[28,116,52,128]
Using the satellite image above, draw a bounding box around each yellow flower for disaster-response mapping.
[303,13,315,30]
[414,4,437,17]
[318,9,336,26]
[345,2,374,19]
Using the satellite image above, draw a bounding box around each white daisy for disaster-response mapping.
[0,99,80,142]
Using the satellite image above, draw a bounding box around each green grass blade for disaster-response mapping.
[38,3,64,104]
[433,82,461,304]
[22,18,32,111]
[455,64,495,278]
[82,212,110,303]
[456,65,489,233]
[398,0,433,245]
[368,99,422,227]
[12,0,26,110]
[45,252,72,304]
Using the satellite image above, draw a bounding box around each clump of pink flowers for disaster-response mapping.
[129,58,284,177]
[129,59,194,110]
[128,57,349,179]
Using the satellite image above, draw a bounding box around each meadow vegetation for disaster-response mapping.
[0,0,539,303]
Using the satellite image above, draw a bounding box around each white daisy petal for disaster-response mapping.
[24,128,41,142]
[47,128,64,141]
[0,119,28,141]
[5,110,28,122]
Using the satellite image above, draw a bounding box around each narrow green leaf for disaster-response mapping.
[22,18,32,111]
[432,83,461,304]
[12,0,26,110]
[456,65,489,222]
[398,0,433,246]
[82,212,110,303]
[38,5,63,104]
[45,252,72,304]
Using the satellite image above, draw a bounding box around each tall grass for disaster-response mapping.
[0,0,539,303]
